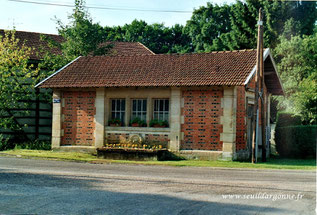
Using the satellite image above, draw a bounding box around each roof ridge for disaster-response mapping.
[0,29,60,37]
[136,42,156,55]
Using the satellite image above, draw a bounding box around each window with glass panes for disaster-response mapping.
[153,99,169,122]
[131,99,147,121]
[111,99,125,124]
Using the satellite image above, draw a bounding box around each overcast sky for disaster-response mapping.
[0,0,235,34]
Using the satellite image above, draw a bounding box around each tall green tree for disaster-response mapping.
[274,33,317,123]
[119,20,190,54]
[184,2,232,52]
[55,0,109,59]
[185,0,317,52]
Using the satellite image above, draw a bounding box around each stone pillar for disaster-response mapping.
[146,97,152,126]
[94,88,105,148]
[169,87,181,151]
[220,86,237,160]
[52,90,62,149]
[125,96,131,127]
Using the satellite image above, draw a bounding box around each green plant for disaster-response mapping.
[275,112,301,128]
[149,119,169,127]
[108,118,121,126]
[275,125,316,158]
[15,140,51,150]
[0,134,11,151]
[130,117,146,126]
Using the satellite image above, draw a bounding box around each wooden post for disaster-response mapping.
[35,88,40,140]
[252,8,263,163]
[261,31,266,162]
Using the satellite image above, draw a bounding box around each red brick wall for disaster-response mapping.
[181,89,223,151]
[236,86,247,151]
[61,91,96,146]
[145,134,169,145]
[106,133,128,144]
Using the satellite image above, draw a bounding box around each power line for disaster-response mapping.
[8,0,193,13]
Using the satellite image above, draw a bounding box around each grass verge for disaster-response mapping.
[1,149,316,170]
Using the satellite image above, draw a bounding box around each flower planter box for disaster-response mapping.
[97,147,169,161]
[131,123,140,127]
[152,124,167,128]
[109,123,121,127]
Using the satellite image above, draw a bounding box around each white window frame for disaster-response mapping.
[153,99,169,122]
[131,99,147,121]
[110,99,126,124]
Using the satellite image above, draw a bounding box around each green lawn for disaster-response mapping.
[1,149,316,170]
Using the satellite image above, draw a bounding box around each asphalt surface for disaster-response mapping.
[0,156,315,215]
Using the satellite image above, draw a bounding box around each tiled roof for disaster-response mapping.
[38,49,259,88]
[101,42,155,55]
[0,29,63,60]
[0,30,154,60]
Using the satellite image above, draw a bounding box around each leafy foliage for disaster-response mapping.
[275,113,316,158]
[0,30,39,131]
[56,0,110,58]
[184,0,316,52]
[275,125,317,158]
[274,33,317,123]
[15,140,51,150]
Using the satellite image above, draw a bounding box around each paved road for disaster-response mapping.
[0,156,315,215]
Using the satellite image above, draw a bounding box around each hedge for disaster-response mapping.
[275,112,301,128]
[275,125,316,158]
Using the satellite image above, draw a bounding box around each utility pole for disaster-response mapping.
[252,8,263,163]
[260,13,266,162]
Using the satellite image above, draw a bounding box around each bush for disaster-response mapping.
[149,119,169,127]
[0,134,15,151]
[15,140,51,150]
[130,117,146,126]
[275,112,301,128]
[275,125,316,158]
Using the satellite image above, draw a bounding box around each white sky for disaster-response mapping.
[0,0,235,34]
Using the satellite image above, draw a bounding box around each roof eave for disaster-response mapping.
[244,48,284,96]
[35,56,81,88]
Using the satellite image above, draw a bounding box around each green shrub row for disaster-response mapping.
[275,125,316,158]
[0,134,51,151]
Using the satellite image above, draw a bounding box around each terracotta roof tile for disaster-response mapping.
[38,49,258,88]
[101,42,155,56]
[0,30,154,60]
[0,29,63,60]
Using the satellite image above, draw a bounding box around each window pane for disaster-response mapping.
[121,100,125,111]
[137,100,141,111]
[112,100,115,110]
[153,99,169,124]
[165,100,169,111]
[159,100,164,111]
[132,99,147,122]
[111,99,126,125]
[133,100,136,111]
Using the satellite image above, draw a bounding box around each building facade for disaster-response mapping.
[37,48,283,160]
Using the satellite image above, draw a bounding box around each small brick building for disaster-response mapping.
[36,46,283,160]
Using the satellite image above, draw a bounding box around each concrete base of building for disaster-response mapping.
[235,150,251,161]
[53,146,97,154]
[177,150,223,161]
